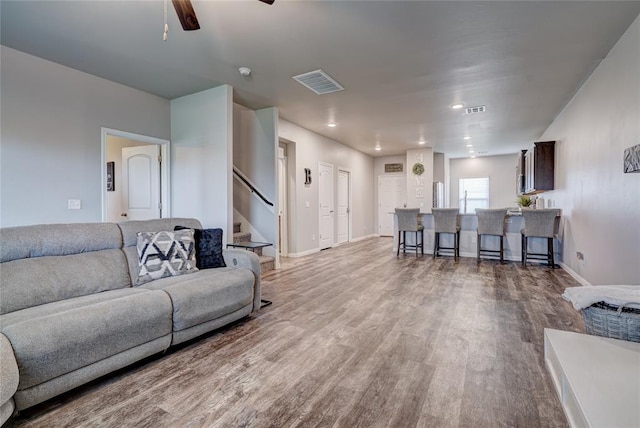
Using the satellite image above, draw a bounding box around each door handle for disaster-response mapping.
[121,213,128,217]
[330,210,334,213]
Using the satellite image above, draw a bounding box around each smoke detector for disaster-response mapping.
[238,67,252,76]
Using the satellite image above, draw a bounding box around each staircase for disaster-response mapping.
[233,222,275,274]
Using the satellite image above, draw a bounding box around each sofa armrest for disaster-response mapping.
[0,333,18,425]
[222,249,262,312]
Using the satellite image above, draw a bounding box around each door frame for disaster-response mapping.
[318,161,335,250]
[337,167,352,244]
[277,145,288,256]
[101,127,171,222]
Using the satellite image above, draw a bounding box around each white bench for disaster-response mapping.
[544,328,640,427]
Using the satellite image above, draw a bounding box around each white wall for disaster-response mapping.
[539,16,640,285]
[233,104,278,254]
[0,47,170,227]
[450,154,519,211]
[171,86,234,240]
[279,119,375,256]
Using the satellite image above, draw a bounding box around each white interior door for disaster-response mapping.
[121,145,161,221]
[378,175,405,236]
[319,163,334,249]
[337,169,350,244]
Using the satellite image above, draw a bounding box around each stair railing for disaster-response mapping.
[233,166,275,213]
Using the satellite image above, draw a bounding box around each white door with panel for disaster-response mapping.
[318,163,335,249]
[337,169,350,244]
[378,175,405,236]
[121,145,161,220]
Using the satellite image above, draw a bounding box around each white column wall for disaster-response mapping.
[170,85,233,240]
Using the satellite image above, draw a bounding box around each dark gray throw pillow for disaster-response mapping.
[174,226,226,269]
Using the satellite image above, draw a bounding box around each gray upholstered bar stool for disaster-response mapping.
[521,208,560,268]
[475,208,508,263]
[432,208,460,260]
[395,208,424,256]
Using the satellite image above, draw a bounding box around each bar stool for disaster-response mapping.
[395,208,424,256]
[475,208,508,263]
[432,208,460,260]
[521,208,560,268]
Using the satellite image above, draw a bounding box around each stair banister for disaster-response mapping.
[233,166,275,213]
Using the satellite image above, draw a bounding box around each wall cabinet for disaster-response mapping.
[524,141,555,194]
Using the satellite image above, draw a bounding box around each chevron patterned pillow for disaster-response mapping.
[135,229,198,285]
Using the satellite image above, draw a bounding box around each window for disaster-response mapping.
[459,177,489,213]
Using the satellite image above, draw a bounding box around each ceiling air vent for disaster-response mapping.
[292,69,344,95]
[465,105,486,115]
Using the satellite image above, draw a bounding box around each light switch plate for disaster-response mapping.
[68,199,81,210]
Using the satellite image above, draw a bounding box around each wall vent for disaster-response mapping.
[292,69,344,95]
[465,105,486,115]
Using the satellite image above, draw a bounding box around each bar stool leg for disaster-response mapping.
[548,237,555,268]
[523,236,528,267]
[477,234,481,263]
[433,232,438,259]
[397,231,400,256]
[500,235,504,264]
[456,230,460,260]
[420,229,424,255]
[403,231,406,255]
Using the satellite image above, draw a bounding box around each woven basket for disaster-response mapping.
[582,301,640,343]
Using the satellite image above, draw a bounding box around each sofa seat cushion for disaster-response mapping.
[140,268,254,331]
[0,288,172,390]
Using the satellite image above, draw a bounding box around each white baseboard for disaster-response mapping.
[558,262,592,286]
[288,248,321,258]
[350,234,376,243]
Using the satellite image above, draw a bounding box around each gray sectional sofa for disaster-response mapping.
[0,218,261,424]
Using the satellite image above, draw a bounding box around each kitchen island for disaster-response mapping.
[392,210,561,262]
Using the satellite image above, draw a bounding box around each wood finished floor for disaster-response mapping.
[9,237,584,428]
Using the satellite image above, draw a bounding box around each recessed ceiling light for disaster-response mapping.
[328,122,337,128]
[468,150,475,153]
[466,144,473,147]
[375,146,381,151]
[418,140,426,145]
[451,103,464,110]
[471,155,476,159]
[463,136,471,140]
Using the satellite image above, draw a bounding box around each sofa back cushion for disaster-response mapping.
[118,218,203,285]
[0,223,129,315]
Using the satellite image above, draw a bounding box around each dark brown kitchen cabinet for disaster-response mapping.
[524,141,555,194]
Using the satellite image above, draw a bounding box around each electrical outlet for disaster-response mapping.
[312,234,316,241]
[471,235,477,244]
[68,199,81,210]
[576,252,584,261]
[505,218,512,223]
[305,201,310,208]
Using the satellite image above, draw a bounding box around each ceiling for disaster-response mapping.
[2,1,639,158]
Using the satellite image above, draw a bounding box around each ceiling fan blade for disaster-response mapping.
[258,0,275,4]
[172,0,200,31]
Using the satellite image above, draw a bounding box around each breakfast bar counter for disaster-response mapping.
[392,210,561,261]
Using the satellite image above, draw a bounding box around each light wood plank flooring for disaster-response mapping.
[9,237,584,427]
